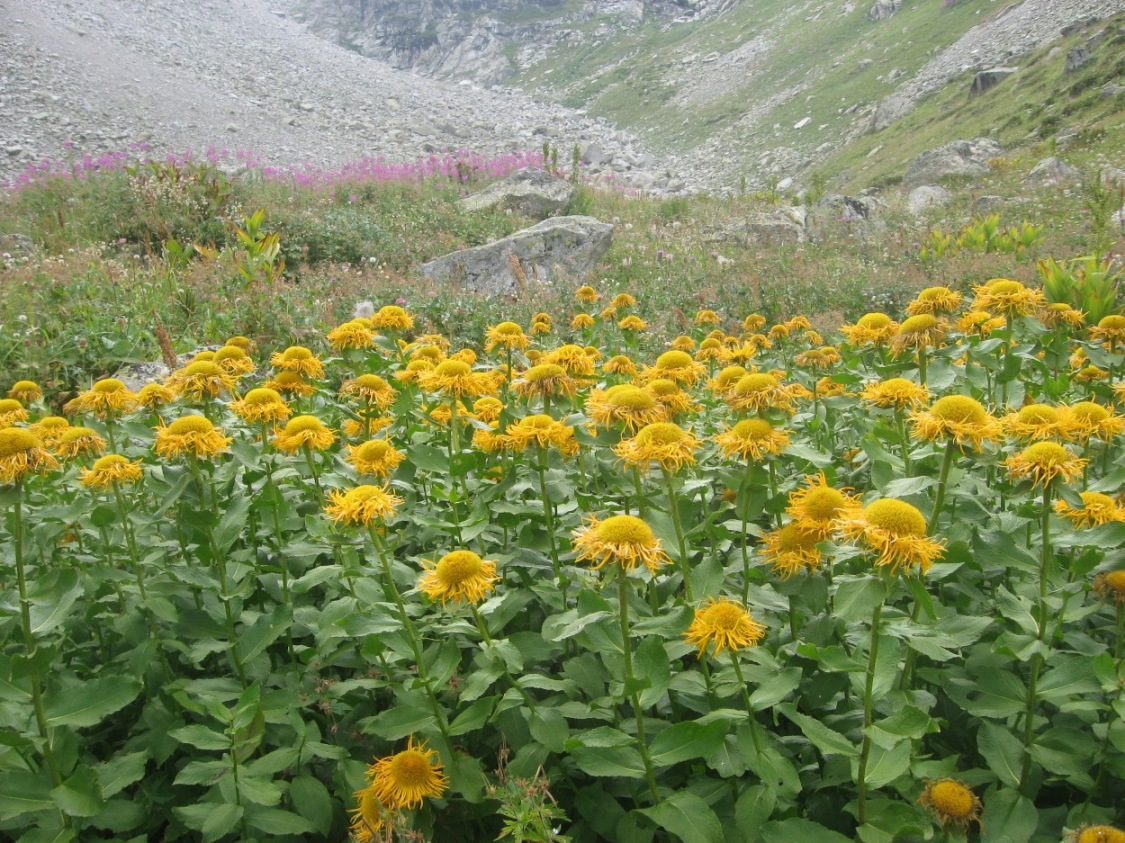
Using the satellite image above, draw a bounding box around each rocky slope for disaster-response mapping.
[0,0,670,188]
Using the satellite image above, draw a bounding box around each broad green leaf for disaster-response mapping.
[238,776,283,807]
[450,696,498,737]
[243,806,318,835]
[858,739,911,788]
[649,720,727,767]
[978,721,1024,788]
[982,788,1037,843]
[748,667,801,710]
[570,745,647,778]
[779,704,857,757]
[833,576,888,623]
[1031,727,1097,778]
[637,791,724,843]
[45,677,141,728]
[290,774,335,830]
[529,706,569,753]
[169,724,230,751]
[735,785,775,842]
[0,770,54,820]
[761,818,852,843]
[95,751,148,799]
[364,705,436,740]
[51,766,104,817]
[238,606,293,664]
[28,569,82,636]
[634,637,672,709]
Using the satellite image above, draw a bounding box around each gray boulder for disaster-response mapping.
[807,194,886,240]
[703,207,806,247]
[971,195,1008,215]
[459,168,576,219]
[907,185,951,215]
[419,216,613,296]
[868,0,902,20]
[1066,46,1092,72]
[970,67,1017,96]
[903,138,1004,187]
[1024,157,1082,187]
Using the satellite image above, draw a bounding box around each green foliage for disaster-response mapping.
[1038,254,1123,324]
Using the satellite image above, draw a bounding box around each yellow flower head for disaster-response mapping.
[419,359,495,398]
[910,395,999,451]
[327,320,376,350]
[270,346,326,379]
[349,786,386,843]
[155,415,231,460]
[714,417,790,461]
[695,337,728,363]
[0,428,59,484]
[1093,571,1125,606]
[742,313,766,333]
[1005,441,1085,488]
[1062,401,1125,443]
[28,416,70,447]
[787,473,862,539]
[136,382,176,411]
[836,498,945,575]
[648,378,699,416]
[544,344,597,376]
[7,380,42,403]
[1055,491,1125,528]
[1002,403,1071,442]
[611,293,637,309]
[586,385,666,433]
[366,737,447,810]
[470,396,504,424]
[55,426,108,460]
[603,354,638,376]
[340,374,397,408]
[485,320,531,352]
[1038,301,1085,329]
[191,351,216,363]
[794,346,842,370]
[225,335,258,354]
[70,378,139,417]
[907,286,963,315]
[891,314,948,354]
[274,415,336,453]
[971,277,1045,316]
[918,778,982,832]
[815,376,848,397]
[80,454,144,489]
[348,438,405,477]
[166,361,237,401]
[1069,825,1125,843]
[0,398,28,426]
[419,549,499,604]
[957,309,1006,338]
[727,372,800,414]
[761,522,824,578]
[212,344,256,376]
[571,312,596,330]
[370,305,414,331]
[324,484,402,527]
[618,314,647,331]
[694,309,721,326]
[1088,314,1125,349]
[684,597,766,658]
[572,513,669,574]
[707,365,748,397]
[576,284,599,303]
[229,388,292,424]
[642,349,705,387]
[264,370,317,397]
[343,417,393,438]
[615,421,698,473]
[513,363,578,400]
[506,414,579,455]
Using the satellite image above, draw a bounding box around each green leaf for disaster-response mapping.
[0,770,54,820]
[214,496,252,555]
[169,724,230,751]
[634,637,672,709]
[529,706,570,753]
[880,476,936,497]
[1032,727,1098,778]
[735,785,776,842]
[95,751,148,799]
[450,696,498,737]
[28,569,82,636]
[859,739,911,788]
[51,765,104,817]
[761,818,853,843]
[238,606,293,664]
[637,791,724,843]
[364,705,435,740]
[749,667,802,710]
[649,720,727,767]
[570,745,647,778]
[779,703,858,757]
[290,774,335,831]
[174,802,243,843]
[982,788,1037,843]
[963,671,1028,719]
[45,677,141,728]
[238,776,283,807]
[978,721,1024,788]
[833,576,888,623]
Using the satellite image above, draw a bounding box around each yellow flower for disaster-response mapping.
[1038,302,1085,329]
[786,316,811,331]
[543,344,597,377]
[891,314,948,355]
[485,320,532,352]
[761,522,824,577]
[571,312,596,330]
[69,378,139,417]
[366,737,447,810]
[55,426,107,460]
[714,417,790,461]
[154,415,231,460]
[918,778,982,832]
[576,284,599,303]
[7,380,42,403]
[274,415,336,453]
[0,398,29,427]
[1093,571,1125,605]
[191,351,216,362]
[419,359,495,398]
[649,378,700,416]
[684,597,766,658]
[694,309,721,325]
[0,428,59,484]
[1088,314,1125,349]
[324,484,402,527]
[512,363,578,400]
[642,350,705,387]
[342,416,393,437]
[370,305,414,331]
[506,414,579,455]
[470,396,504,423]
[225,335,258,354]
[327,320,376,350]
[212,345,256,376]
[1004,441,1086,488]
[166,361,237,401]
[418,550,499,604]
[957,309,1006,338]
[270,346,325,379]
[80,454,144,489]
[707,365,748,398]
[586,385,666,433]
[472,423,512,454]
[530,320,552,336]
[136,382,176,411]
[787,473,862,540]
[1055,492,1125,528]
[572,514,669,573]
[769,322,790,340]
[394,359,434,385]
[611,293,637,309]
[727,372,801,415]
[349,786,386,843]
[348,438,405,477]
[264,370,317,397]
[603,354,638,376]
[794,346,841,370]
[1069,825,1125,843]
[910,395,999,451]
[1057,400,1120,443]
[815,377,848,397]
[1001,403,1071,441]
[907,286,963,315]
[618,314,647,331]
[742,313,766,332]
[340,374,397,408]
[615,421,698,472]
[28,416,70,447]
[695,337,728,363]
[229,388,292,424]
[411,344,446,364]
[836,498,945,575]
[971,277,1045,316]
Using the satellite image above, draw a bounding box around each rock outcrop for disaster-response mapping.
[459,168,576,218]
[419,215,613,296]
[903,138,1005,187]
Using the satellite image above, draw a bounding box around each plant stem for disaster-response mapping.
[729,652,763,753]
[662,467,693,602]
[856,596,884,826]
[739,460,755,607]
[894,409,912,476]
[928,440,958,535]
[1018,483,1054,795]
[536,445,566,603]
[617,570,661,804]
[470,605,537,711]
